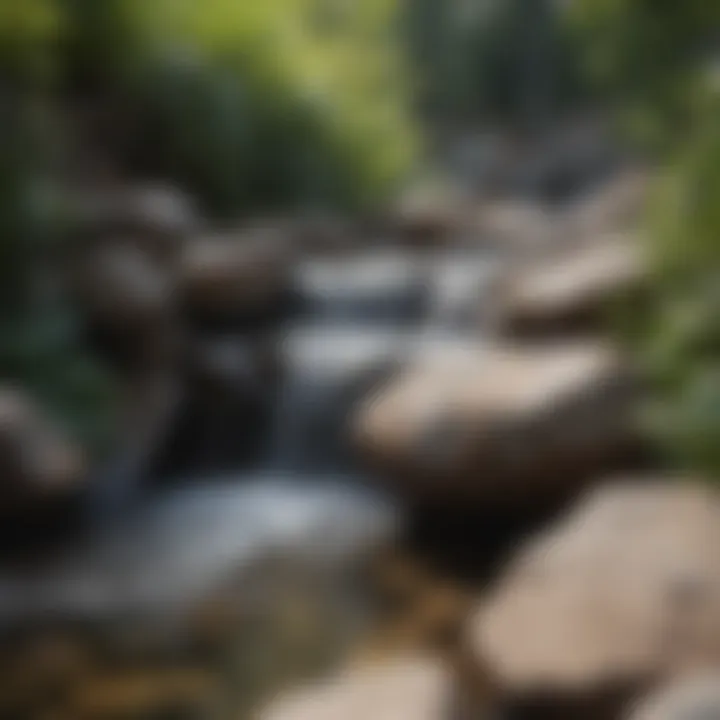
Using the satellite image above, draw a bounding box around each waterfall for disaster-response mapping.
[0,245,498,624]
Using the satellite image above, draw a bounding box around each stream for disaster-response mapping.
[0,244,499,718]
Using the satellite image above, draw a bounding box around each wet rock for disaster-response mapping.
[471,481,720,719]
[158,336,277,474]
[0,388,86,511]
[70,183,201,263]
[353,341,638,507]
[69,243,179,372]
[260,657,454,720]
[491,234,647,337]
[627,674,720,720]
[390,183,470,247]
[179,228,292,326]
[72,243,175,329]
[189,335,278,403]
[291,214,359,256]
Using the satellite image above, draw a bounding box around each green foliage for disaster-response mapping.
[0,0,64,82]
[0,91,116,455]
[0,307,117,454]
[640,111,720,475]
[567,0,720,150]
[568,1,720,478]
[405,0,585,127]
[2,0,417,214]
[0,0,416,455]
[53,0,418,215]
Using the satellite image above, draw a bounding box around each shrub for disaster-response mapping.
[404,0,585,128]
[56,0,418,216]
[567,0,720,150]
[640,107,720,475]
[0,93,116,455]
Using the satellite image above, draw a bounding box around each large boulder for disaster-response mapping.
[490,234,648,337]
[470,481,720,719]
[178,228,293,325]
[0,388,86,510]
[260,658,454,720]
[628,675,720,720]
[353,341,639,507]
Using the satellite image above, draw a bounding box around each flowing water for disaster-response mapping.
[0,245,497,718]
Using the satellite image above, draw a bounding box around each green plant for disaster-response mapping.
[639,108,720,475]
[567,0,720,151]
[56,0,419,215]
[405,0,585,128]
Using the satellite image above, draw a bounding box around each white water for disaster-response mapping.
[0,247,497,625]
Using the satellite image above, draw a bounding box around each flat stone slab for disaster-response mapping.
[354,342,638,506]
[492,234,647,337]
[471,480,720,718]
[627,674,720,720]
[260,657,453,720]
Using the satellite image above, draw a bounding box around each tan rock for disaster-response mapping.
[567,169,650,242]
[0,388,86,507]
[476,200,559,258]
[471,481,720,718]
[492,234,647,337]
[353,342,638,506]
[627,674,720,720]
[259,658,453,720]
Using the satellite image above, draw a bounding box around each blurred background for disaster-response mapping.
[1,1,720,719]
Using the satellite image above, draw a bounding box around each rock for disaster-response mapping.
[160,337,277,473]
[491,234,648,337]
[70,183,201,262]
[179,228,292,325]
[471,481,720,719]
[391,183,470,247]
[189,335,278,404]
[0,388,86,509]
[476,200,559,258]
[72,243,175,330]
[291,215,358,256]
[566,169,650,243]
[353,341,638,507]
[627,674,720,720]
[69,242,179,372]
[260,658,454,720]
